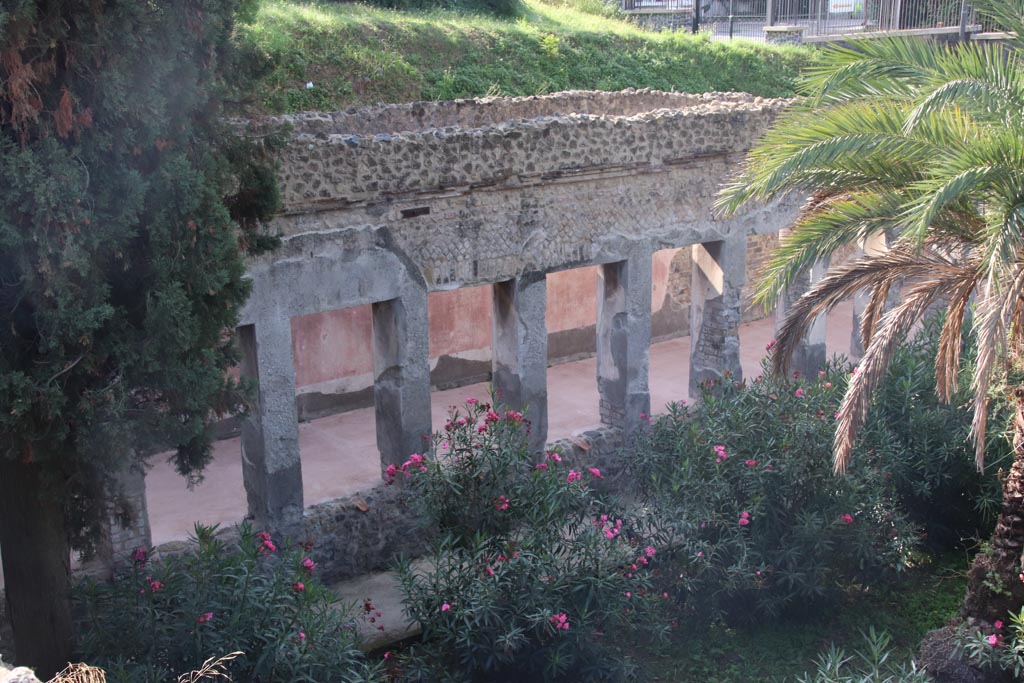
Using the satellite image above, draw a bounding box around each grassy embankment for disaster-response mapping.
[238,0,815,114]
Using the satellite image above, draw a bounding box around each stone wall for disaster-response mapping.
[64,90,825,584]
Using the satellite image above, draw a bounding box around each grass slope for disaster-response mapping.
[239,0,814,113]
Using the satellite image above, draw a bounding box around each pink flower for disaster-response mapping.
[745,459,758,467]
[988,634,999,646]
[549,612,570,631]
[819,370,826,378]
[196,612,214,624]
[567,470,582,483]
[485,410,500,423]
[588,467,602,479]
[645,546,656,558]
[295,631,307,645]
[466,398,478,405]
[766,339,776,351]
[494,495,510,511]
[131,547,148,567]
[257,531,276,554]
[147,577,163,592]
[477,424,487,433]
[385,464,398,479]
[548,451,562,463]
[995,620,1004,630]
[697,551,703,558]
[825,382,832,388]
[795,388,804,398]
[738,518,750,526]
[293,581,305,593]
[535,462,548,471]
[504,409,523,422]
[840,513,854,525]
[302,557,317,574]
[441,603,451,612]
[714,445,729,463]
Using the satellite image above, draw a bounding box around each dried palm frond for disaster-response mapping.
[177,652,243,683]
[47,663,105,683]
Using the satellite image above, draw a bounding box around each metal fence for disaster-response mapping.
[623,0,975,41]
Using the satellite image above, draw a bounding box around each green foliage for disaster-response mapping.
[394,400,666,682]
[357,0,523,18]
[956,608,1024,678]
[239,0,813,114]
[74,524,381,683]
[634,362,918,624]
[796,629,929,683]
[862,317,1012,551]
[0,0,274,549]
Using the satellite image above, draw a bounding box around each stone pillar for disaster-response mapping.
[492,272,548,455]
[238,318,304,532]
[78,465,152,579]
[850,232,890,362]
[690,237,746,399]
[372,287,432,470]
[777,253,830,377]
[597,253,652,435]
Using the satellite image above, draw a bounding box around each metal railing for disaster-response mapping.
[623,0,975,40]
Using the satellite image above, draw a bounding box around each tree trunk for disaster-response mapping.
[961,387,1024,625]
[0,457,74,678]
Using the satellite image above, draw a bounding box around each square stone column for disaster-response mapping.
[777,251,830,377]
[238,317,304,532]
[492,272,548,455]
[597,253,652,435]
[690,237,746,399]
[850,232,890,362]
[372,288,432,471]
[78,464,152,579]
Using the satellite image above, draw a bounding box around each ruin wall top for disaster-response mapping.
[253,89,789,218]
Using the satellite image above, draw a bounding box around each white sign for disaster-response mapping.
[829,0,856,11]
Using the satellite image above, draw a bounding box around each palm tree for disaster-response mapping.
[716,4,1024,626]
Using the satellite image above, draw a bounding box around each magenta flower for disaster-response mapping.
[549,612,570,631]
[466,398,478,405]
[840,513,854,525]
[738,511,751,526]
[147,577,163,592]
[988,634,999,646]
[745,459,758,467]
[795,388,804,397]
[131,547,148,568]
[302,557,317,574]
[494,495,510,511]
[441,603,451,612]
[588,467,602,479]
[196,612,214,624]
[645,546,656,558]
[256,530,276,554]
[535,462,548,471]
[293,581,305,593]
[567,470,582,483]
[548,451,562,463]
[995,620,1005,630]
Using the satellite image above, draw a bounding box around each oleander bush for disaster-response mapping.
[74,524,381,683]
[394,400,667,682]
[796,629,930,683]
[633,361,918,625]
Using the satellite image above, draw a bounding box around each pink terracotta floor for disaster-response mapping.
[143,301,855,546]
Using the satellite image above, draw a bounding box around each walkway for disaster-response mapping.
[145,301,855,546]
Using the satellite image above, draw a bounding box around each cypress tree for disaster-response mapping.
[0,0,269,674]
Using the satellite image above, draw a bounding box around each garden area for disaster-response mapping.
[6,0,1024,679]
[58,322,1023,681]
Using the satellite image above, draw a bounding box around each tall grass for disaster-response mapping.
[237,0,814,113]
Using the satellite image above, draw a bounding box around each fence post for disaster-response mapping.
[692,0,701,33]
[766,0,775,26]
[958,0,969,40]
[728,0,735,37]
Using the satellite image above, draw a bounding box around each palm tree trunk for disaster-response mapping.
[0,457,74,678]
[962,387,1024,624]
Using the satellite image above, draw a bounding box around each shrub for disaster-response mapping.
[74,524,381,683]
[956,608,1024,679]
[796,629,929,683]
[347,0,522,17]
[862,317,1012,551]
[394,399,667,682]
[633,361,918,624]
